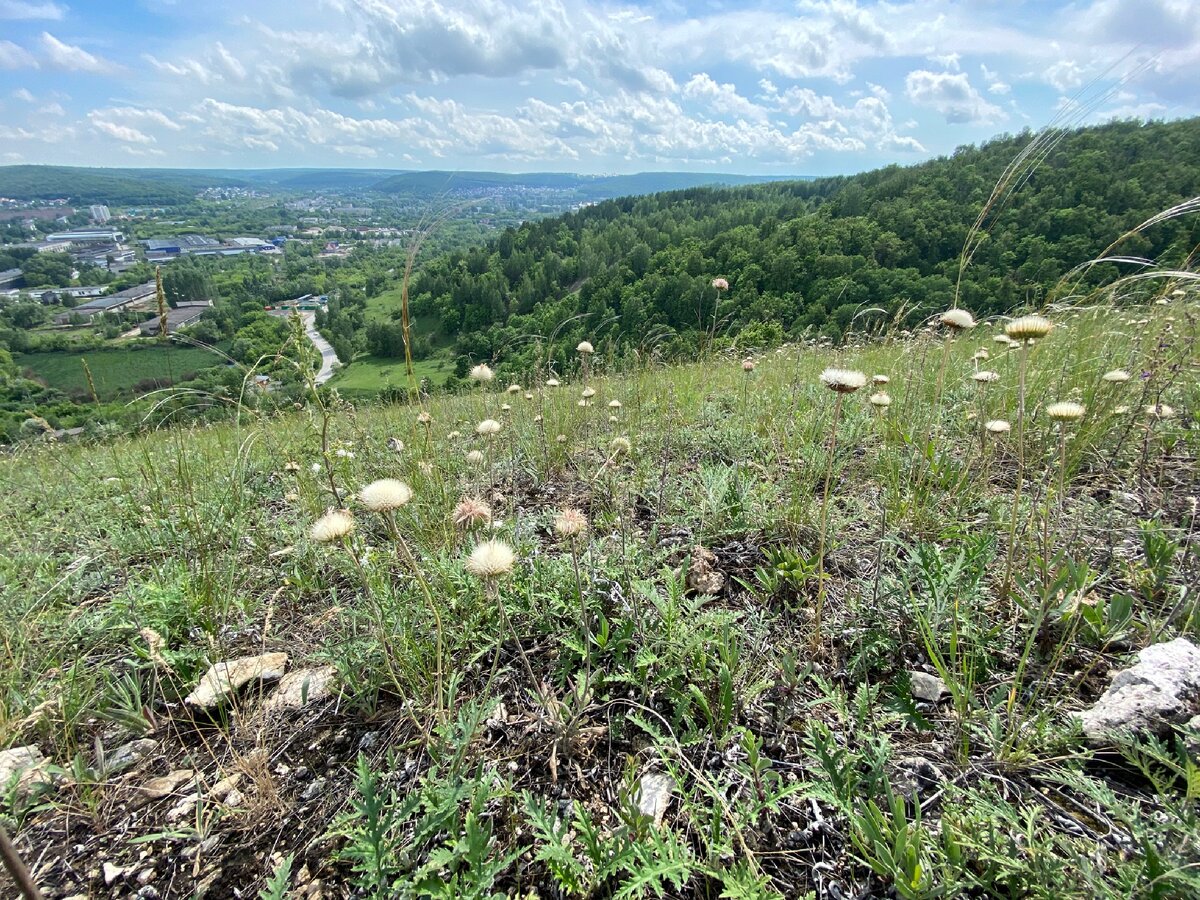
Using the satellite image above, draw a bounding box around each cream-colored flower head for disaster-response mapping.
[553,507,588,540]
[608,399,622,409]
[359,478,413,511]
[1103,369,1131,383]
[284,460,300,473]
[465,539,515,579]
[546,377,561,387]
[476,419,502,436]
[469,363,495,383]
[506,383,521,394]
[1145,403,1176,419]
[465,449,485,465]
[581,387,596,399]
[523,392,534,400]
[447,430,461,440]
[576,340,594,354]
[711,277,729,290]
[993,334,1017,347]
[820,368,867,393]
[1005,315,1053,341]
[556,434,567,443]
[940,308,976,331]
[610,436,631,454]
[1115,405,1131,415]
[872,374,889,385]
[387,437,405,453]
[608,415,618,423]
[972,371,1000,383]
[973,349,990,361]
[311,509,355,543]
[453,497,492,528]
[498,403,510,414]
[1046,401,1085,422]
[417,411,432,424]
[742,358,756,372]
[577,399,589,408]
[985,419,1011,434]
[868,391,891,408]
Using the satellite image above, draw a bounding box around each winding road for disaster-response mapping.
[300,312,339,385]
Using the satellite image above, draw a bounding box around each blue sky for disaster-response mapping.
[0,0,1196,175]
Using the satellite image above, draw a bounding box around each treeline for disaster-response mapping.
[395,118,1199,376]
[0,166,243,205]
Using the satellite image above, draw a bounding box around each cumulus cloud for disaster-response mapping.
[40,32,117,74]
[683,74,768,122]
[0,0,64,19]
[904,69,1004,124]
[0,39,37,69]
[89,115,155,144]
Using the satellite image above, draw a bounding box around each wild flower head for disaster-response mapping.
[1103,369,1130,383]
[711,277,729,290]
[359,478,413,511]
[1046,401,1085,422]
[742,358,756,372]
[869,391,891,408]
[465,539,515,579]
[576,341,594,354]
[972,371,1000,383]
[610,436,631,454]
[1005,315,1053,341]
[311,509,355,543]
[985,419,1011,434]
[476,419,502,436]
[469,363,495,383]
[553,507,588,540]
[453,497,491,529]
[819,368,867,393]
[940,308,976,331]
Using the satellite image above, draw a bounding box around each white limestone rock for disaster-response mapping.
[1077,638,1200,743]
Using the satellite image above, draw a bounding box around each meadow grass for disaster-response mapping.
[327,353,455,398]
[0,294,1197,898]
[14,345,227,400]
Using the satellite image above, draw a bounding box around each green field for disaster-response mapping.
[15,345,227,400]
[328,352,455,397]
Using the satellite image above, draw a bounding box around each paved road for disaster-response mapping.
[301,312,338,384]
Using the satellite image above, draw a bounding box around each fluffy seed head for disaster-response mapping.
[387,437,405,452]
[985,419,1011,434]
[523,392,533,400]
[453,497,491,528]
[447,430,461,440]
[610,436,631,454]
[581,387,596,399]
[820,368,867,393]
[1005,315,1053,341]
[506,383,521,394]
[311,509,355,543]
[465,539,515,579]
[476,419,502,436]
[1145,403,1176,419]
[553,507,589,540]
[359,479,413,511]
[742,358,756,372]
[576,341,594,354]
[416,411,432,424]
[469,363,495,383]
[608,415,618,423]
[940,308,976,330]
[465,449,485,465]
[284,460,300,473]
[711,277,729,290]
[993,334,1018,347]
[972,371,1000,383]
[869,392,892,408]
[872,374,889,385]
[556,434,567,443]
[1046,401,1085,422]
[973,349,990,361]
[1103,369,1130,383]
[500,403,512,412]
[546,378,561,387]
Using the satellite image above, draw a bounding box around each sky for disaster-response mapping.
[0,0,1196,176]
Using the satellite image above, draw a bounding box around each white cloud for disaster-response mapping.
[89,114,155,144]
[904,69,1004,124]
[93,106,184,131]
[683,74,769,122]
[37,101,64,115]
[12,87,35,102]
[40,32,117,74]
[0,0,65,19]
[1043,60,1085,93]
[0,39,37,69]
[980,64,1009,95]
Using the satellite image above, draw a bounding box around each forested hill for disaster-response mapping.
[398,118,1200,374]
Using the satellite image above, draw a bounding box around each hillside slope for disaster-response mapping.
[390,118,1199,375]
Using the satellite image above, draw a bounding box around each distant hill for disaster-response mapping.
[0,165,249,205]
[370,170,803,199]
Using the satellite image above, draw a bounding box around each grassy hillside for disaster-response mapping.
[2,285,1197,897]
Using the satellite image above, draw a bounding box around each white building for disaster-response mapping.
[89,205,111,224]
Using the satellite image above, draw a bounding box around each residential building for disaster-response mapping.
[53,281,156,323]
[138,304,209,336]
[89,205,111,224]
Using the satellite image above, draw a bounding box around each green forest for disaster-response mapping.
[364,118,1200,378]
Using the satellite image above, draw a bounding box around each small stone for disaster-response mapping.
[134,769,195,807]
[262,665,337,713]
[909,671,947,702]
[0,745,50,799]
[101,739,159,776]
[635,771,675,826]
[165,794,198,822]
[301,777,327,802]
[891,756,946,800]
[103,862,127,885]
[185,652,289,708]
[222,788,245,807]
[138,869,156,886]
[209,773,242,801]
[1078,638,1200,743]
